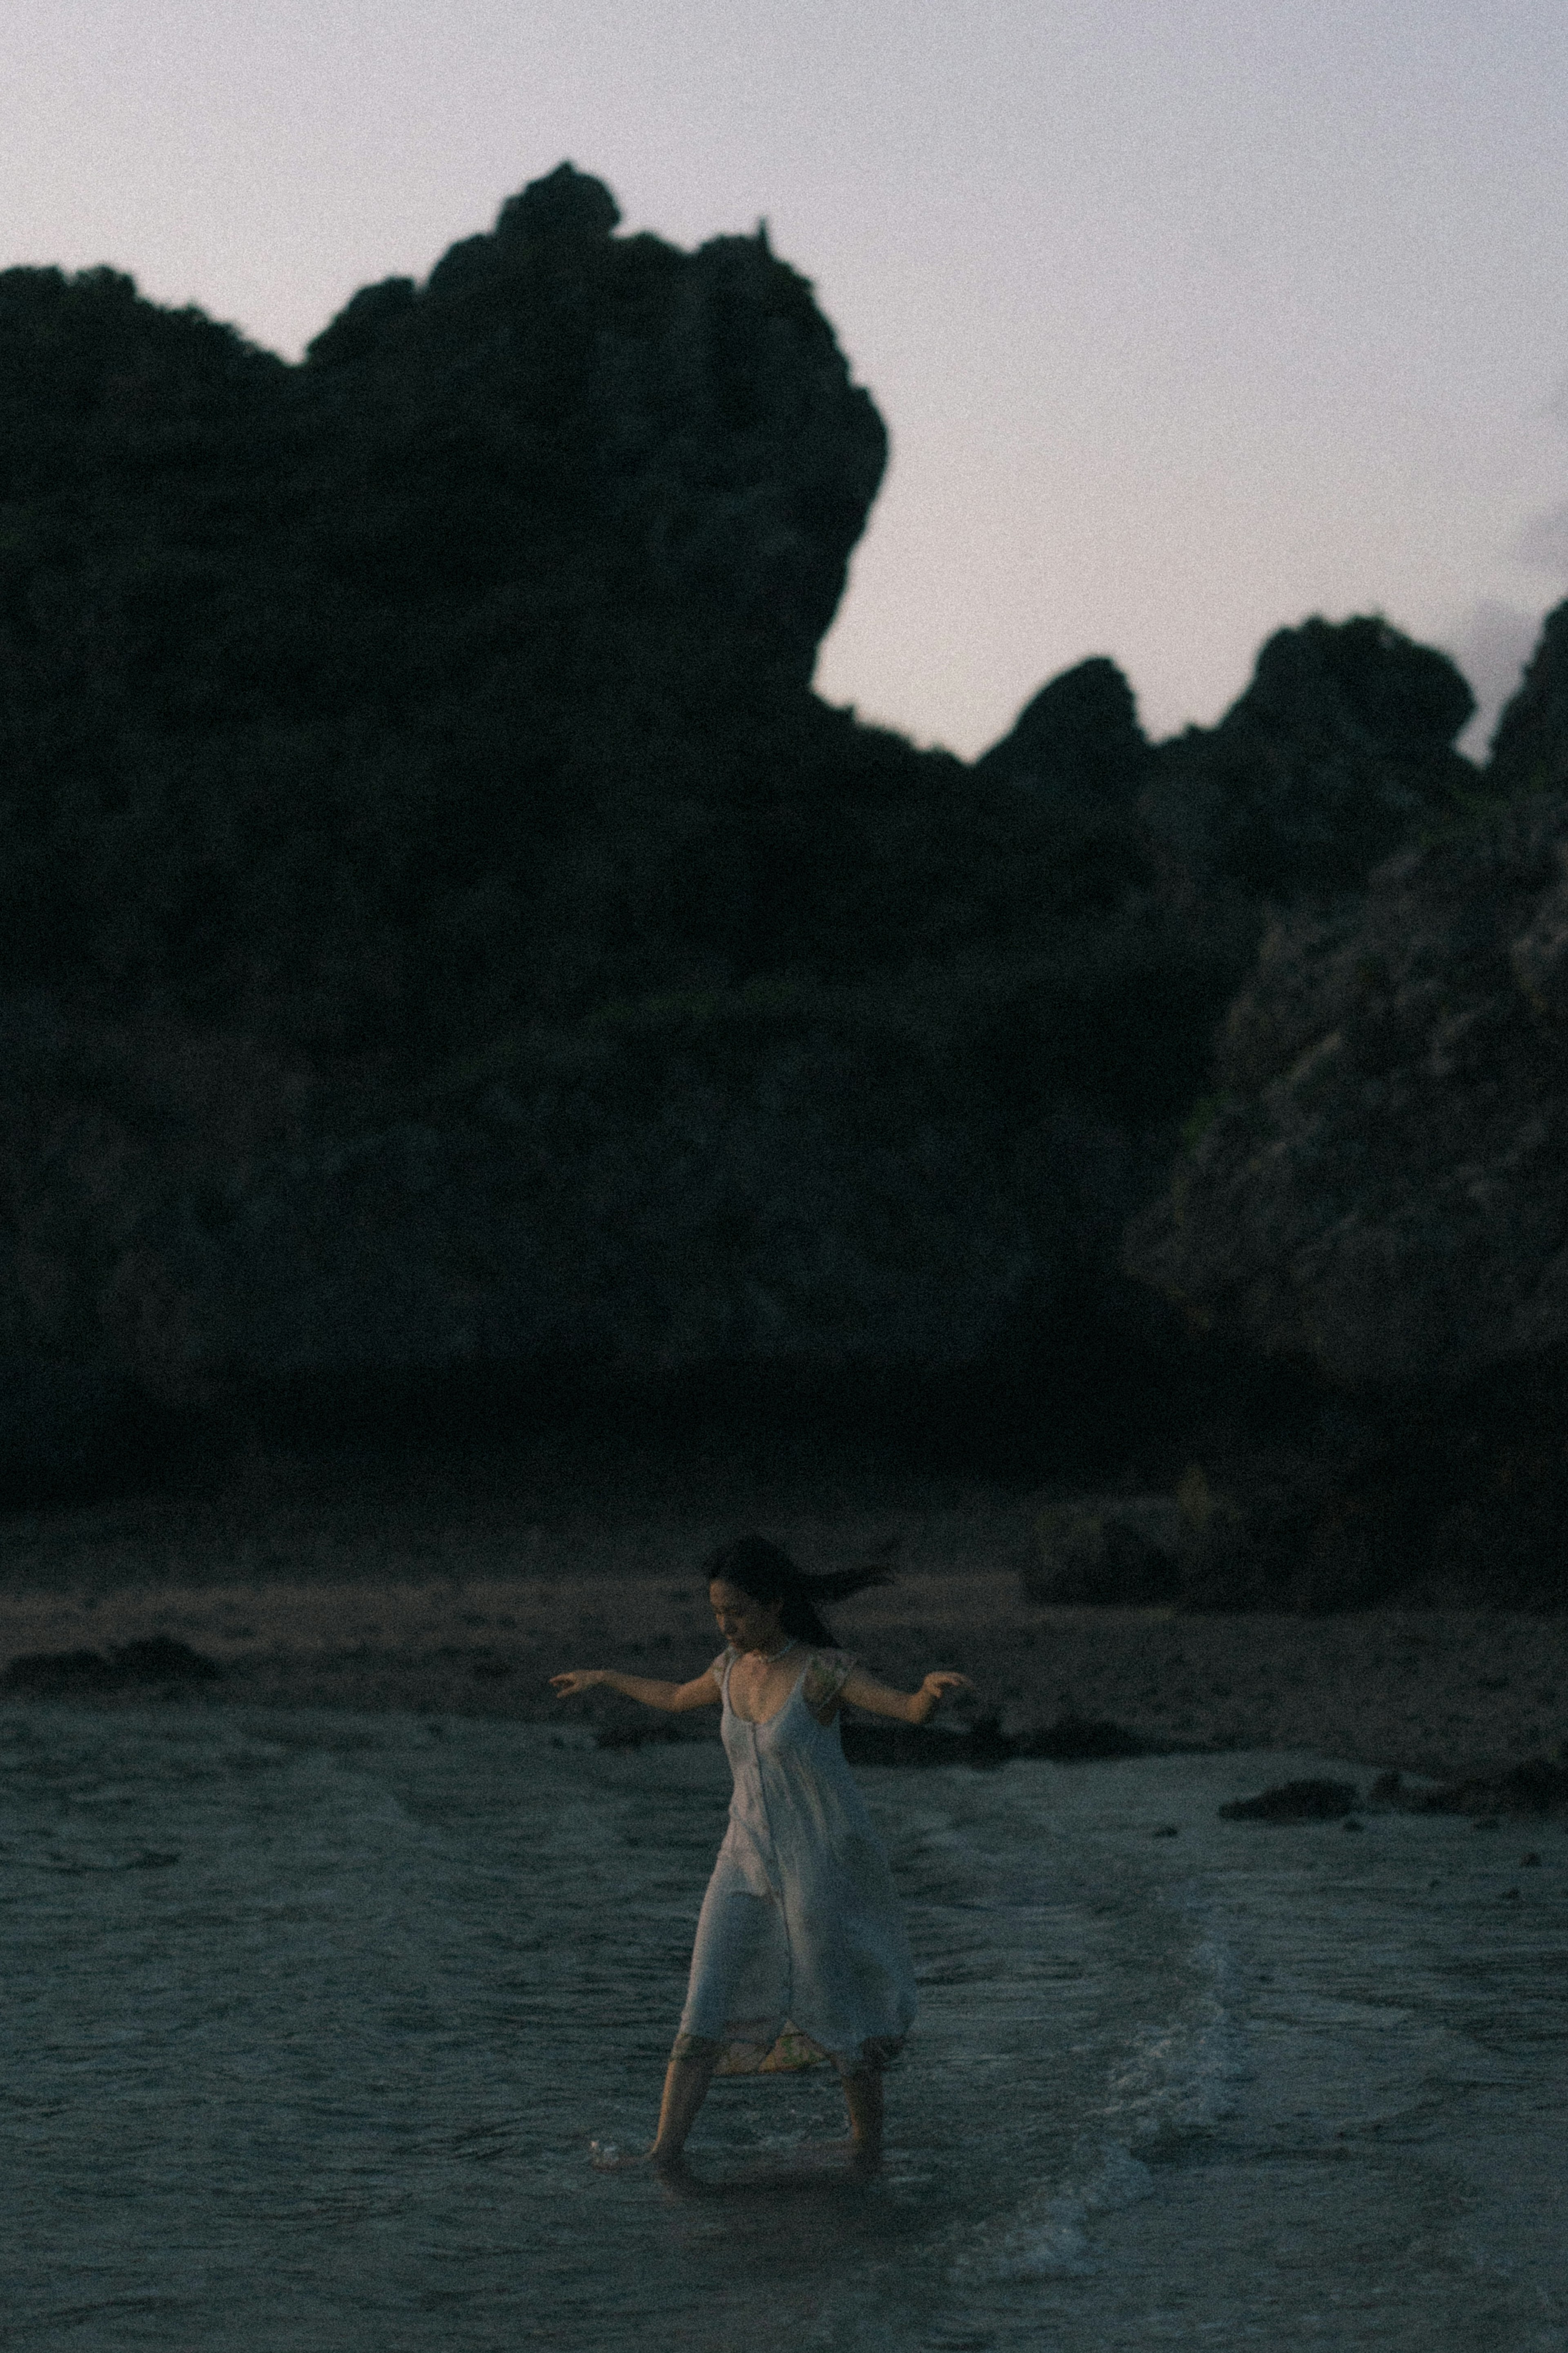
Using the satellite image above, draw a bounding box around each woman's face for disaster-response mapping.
[709,1579,785,1654]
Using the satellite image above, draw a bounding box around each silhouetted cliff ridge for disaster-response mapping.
[1126,609,1568,1605]
[0,170,1543,1572]
[0,168,1212,1481]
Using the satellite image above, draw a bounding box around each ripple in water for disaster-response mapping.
[2,1708,1564,2351]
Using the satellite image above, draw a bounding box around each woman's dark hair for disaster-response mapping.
[702,1534,893,1646]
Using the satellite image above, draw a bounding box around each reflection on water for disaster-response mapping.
[2,1707,1564,2351]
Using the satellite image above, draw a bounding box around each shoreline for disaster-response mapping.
[2,1572,1565,1782]
[0,1456,1564,1779]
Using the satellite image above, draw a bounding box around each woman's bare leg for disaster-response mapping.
[648,2047,719,2168]
[592,2045,718,2171]
[842,2070,884,2166]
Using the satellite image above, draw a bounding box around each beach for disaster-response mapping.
[2,1440,1563,1780]
[7,1440,1567,2350]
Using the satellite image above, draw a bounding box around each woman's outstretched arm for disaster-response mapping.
[550,1666,720,1713]
[838,1667,973,1726]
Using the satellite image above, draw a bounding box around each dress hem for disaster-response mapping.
[672,2024,906,2079]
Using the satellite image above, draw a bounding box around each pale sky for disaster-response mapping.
[5,0,1567,757]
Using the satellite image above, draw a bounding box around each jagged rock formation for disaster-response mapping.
[0,165,890,1051]
[0,170,1219,1482]
[1125,600,1568,1604]
[974,656,1151,812]
[1488,599,1568,799]
[1127,794,1568,1392]
[1139,615,1477,902]
[0,166,1535,1529]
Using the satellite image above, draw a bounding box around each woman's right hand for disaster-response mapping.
[550,1669,602,1697]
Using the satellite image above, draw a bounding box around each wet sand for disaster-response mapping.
[1,1445,1564,1778]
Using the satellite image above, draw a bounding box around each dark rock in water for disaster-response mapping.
[1419,1756,1568,1818]
[1219,1777,1359,1822]
[1017,1713,1148,1761]
[962,1711,1020,1767]
[838,1710,1145,1768]
[2,1638,221,1695]
[2,1648,122,1695]
[109,1638,222,1685]
[1023,1494,1182,1605]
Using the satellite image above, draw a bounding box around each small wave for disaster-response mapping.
[1103,1933,1247,2151]
[955,1926,1241,2280]
[971,2141,1157,2280]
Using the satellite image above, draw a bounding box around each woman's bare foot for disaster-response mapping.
[786,2133,883,2176]
[589,2139,690,2175]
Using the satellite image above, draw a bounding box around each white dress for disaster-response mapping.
[675,1646,918,2078]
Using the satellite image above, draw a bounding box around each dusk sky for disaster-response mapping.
[6,0,1567,757]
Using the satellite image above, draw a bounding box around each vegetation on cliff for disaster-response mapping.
[0,163,1552,1601]
[1128,612,1568,1606]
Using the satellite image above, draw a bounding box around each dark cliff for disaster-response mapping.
[0,167,1541,1578]
[1125,608,1568,1605]
[0,168,1219,1484]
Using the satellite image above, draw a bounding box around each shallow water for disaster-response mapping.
[2,1706,1564,2352]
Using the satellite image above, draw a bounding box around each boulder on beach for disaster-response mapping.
[2,1637,222,1695]
[1218,1778,1359,1822]
[1023,1494,1183,1605]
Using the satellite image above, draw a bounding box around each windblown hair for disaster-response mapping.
[702,1533,893,1647]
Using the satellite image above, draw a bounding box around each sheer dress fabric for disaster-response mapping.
[673,1646,918,2079]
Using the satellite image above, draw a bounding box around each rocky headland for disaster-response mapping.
[1127,790,1568,1604]
[1,164,1565,1624]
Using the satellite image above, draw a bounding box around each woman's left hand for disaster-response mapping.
[919,1671,974,1707]
[837,1665,976,1725]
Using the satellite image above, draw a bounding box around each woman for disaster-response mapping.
[550,1532,972,2170]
